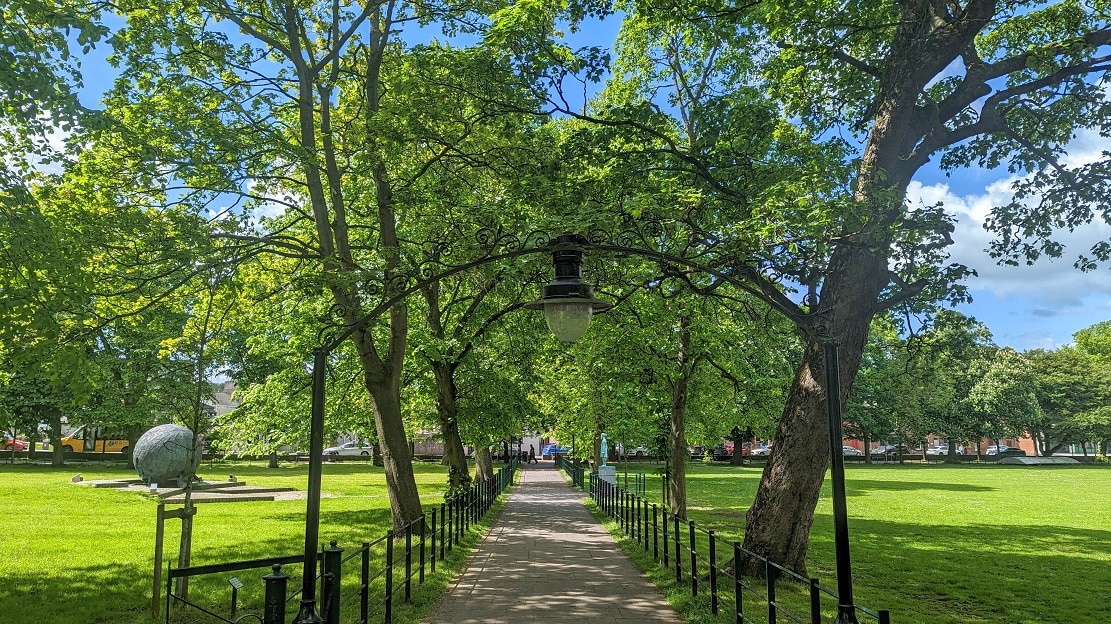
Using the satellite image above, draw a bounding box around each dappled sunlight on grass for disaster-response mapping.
[0,458,471,624]
[603,461,1111,624]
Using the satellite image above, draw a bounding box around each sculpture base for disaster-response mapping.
[597,465,616,485]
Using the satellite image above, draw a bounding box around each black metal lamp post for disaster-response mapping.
[823,341,860,624]
[293,349,328,624]
[524,233,612,341]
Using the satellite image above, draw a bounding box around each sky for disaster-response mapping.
[908,130,1111,351]
[64,14,1111,353]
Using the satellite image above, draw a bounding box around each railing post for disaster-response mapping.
[444,495,453,548]
[673,515,682,583]
[322,540,343,624]
[385,532,394,624]
[766,560,777,624]
[663,508,670,568]
[430,507,438,573]
[419,514,427,585]
[652,504,659,560]
[361,543,370,624]
[635,496,642,543]
[709,530,718,614]
[261,564,289,624]
[689,520,698,596]
[439,503,447,558]
[734,542,743,624]
[809,578,821,624]
[404,520,413,602]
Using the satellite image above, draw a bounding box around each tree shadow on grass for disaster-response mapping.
[806,516,1111,624]
[844,479,996,494]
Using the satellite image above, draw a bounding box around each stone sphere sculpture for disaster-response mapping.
[134,424,200,487]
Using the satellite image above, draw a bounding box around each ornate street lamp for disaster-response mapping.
[525,233,612,341]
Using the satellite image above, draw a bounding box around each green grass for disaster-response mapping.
[0,457,503,624]
[594,462,1111,624]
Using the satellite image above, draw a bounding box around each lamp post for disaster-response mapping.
[823,341,859,624]
[524,233,613,341]
[293,349,328,624]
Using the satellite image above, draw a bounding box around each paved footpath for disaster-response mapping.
[421,462,684,624]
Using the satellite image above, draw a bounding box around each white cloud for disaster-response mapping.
[906,128,1111,348]
[908,177,1111,306]
[909,126,1111,306]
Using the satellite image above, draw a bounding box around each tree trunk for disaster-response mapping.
[741,212,891,575]
[48,409,64,467]
[740,59,923,573]
[432,362,472,494]
[474,446,494,482]
[360,366,423,529]
[668,315,693,519]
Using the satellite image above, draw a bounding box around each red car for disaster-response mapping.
[3,435,28,452]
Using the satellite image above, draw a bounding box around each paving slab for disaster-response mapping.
[422,463,683,624]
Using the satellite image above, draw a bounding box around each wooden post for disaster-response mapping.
[152,502,196,616]
[152,503,166,616]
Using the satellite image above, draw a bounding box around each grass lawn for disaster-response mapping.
[600,461,1111,624]
[0,457,487,624]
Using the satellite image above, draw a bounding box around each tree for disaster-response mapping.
[1025,348,1111,455]
[573,0,1111,574]
[967,347,1040,450]
[98,0,591,528]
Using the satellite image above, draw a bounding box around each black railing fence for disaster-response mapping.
[165,459,518,624]
[588,472,892,624]
[557,455,585,487]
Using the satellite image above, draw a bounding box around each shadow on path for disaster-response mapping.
[422,463,682,624]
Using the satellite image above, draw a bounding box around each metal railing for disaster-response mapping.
[588,472,891,624]
[165,459,518,623]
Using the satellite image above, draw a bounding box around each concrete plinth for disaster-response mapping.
[597,465,617,485]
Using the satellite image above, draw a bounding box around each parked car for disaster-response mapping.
[750,444,773,457]
[689,445,706,459]
[3,434,27,452]
[842,445,863,456]
[711,442,734,461]
[995,447,1027,457]
[542,443,572,456]
[870,443,910,458]
[985,445,1020,455]
[615,443,649,458]
[926,445,962,455]
[323,441,374,457]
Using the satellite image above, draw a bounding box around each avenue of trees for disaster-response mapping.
[5,0,1111,577]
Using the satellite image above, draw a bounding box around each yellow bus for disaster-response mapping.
[60,425,131,456]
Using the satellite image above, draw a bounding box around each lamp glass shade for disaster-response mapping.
[543,301,593,342]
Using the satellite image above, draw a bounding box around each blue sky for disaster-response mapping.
[67,15,1110,352]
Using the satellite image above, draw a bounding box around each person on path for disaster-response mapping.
[528,444,538,464]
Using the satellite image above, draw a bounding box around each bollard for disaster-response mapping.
[261,564,289,624]
[322,541,343,624]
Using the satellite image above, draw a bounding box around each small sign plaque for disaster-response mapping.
[228,577,244,590]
